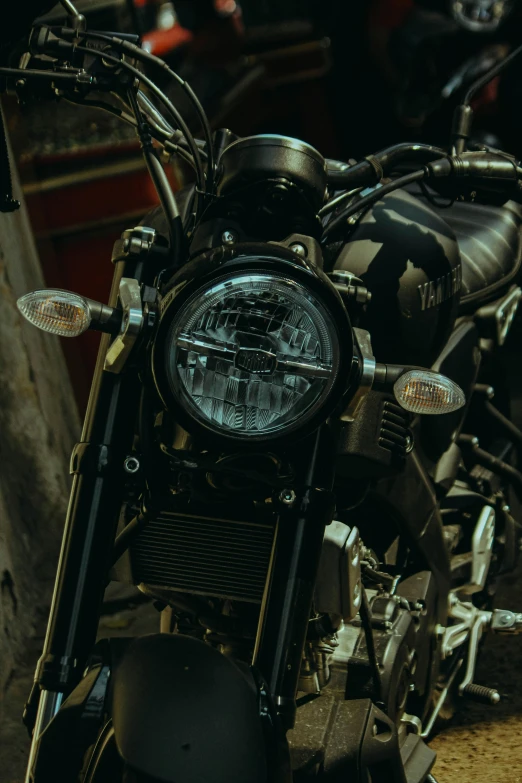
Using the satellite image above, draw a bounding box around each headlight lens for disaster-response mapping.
[165,272,340,438]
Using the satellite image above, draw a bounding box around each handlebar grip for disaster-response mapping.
[425,152,522,203]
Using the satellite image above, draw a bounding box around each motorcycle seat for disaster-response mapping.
[427,197,522,313]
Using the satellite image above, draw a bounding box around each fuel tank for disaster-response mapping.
[334,187,462,367]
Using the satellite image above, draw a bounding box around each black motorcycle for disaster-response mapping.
[3,1,522,782]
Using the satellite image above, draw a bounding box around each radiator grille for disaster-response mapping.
[130,512,275,603]
[378,401,410,456]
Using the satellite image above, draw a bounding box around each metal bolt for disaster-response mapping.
[124,456,140,474]
[404,434,414,454]
[330,269,363,286]
[290,242,307,258]
[458,434,479,447]
[435,624,446,639]
[268,183,288,202]
[221,229,238,246]
[355,287,372,305]
[279,489,297,506]
[498,612,512,626]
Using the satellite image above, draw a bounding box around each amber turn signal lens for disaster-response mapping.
[17,289,91,337]
[394,370,465,415]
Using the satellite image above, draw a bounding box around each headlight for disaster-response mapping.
[161,270,341,440]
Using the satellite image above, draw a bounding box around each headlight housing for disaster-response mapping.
[153,246,352,443]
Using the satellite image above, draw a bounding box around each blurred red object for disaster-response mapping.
[142,25,193,57]
[135,0,243,59]
[22,145,180,414]
[368,0,415,30]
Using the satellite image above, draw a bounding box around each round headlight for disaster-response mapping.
[163,271,340,439]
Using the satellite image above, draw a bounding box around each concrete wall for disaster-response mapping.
[0,132,79,696]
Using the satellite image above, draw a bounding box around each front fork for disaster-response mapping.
[24,232,155,783]
[254,425,337,730]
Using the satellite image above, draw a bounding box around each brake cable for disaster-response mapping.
[0,100,19,213]
[50,27,215,193]
[321,169,426,242]
[69,43,207,217]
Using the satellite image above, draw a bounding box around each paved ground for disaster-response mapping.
[430,563,522,783]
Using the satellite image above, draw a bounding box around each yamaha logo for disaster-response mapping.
[418,265,462,311]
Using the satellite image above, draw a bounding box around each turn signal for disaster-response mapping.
[394,370,465,415]
[17,290,92,336]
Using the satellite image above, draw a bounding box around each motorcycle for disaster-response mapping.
[3,1,522,781]
[367,0,522,148]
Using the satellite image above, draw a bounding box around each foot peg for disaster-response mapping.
[457,607,521,706]
[462,683,500,705]
[442,601,521,707]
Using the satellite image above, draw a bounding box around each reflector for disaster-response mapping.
[394,370,465,415]
[17,289,91,337]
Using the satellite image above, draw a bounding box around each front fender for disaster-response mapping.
[110,633,271,783]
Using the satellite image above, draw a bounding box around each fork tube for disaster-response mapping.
[253,425,336,731]
[25,248,148,781]
[24,692,63,783]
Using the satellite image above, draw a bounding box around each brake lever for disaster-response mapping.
[0,65,94,90]
[26,28,138,96]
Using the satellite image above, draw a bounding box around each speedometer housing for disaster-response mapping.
[152,243,354,445]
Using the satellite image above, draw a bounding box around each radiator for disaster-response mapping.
[130,511,275,603]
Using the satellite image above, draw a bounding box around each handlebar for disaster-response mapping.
[2,22,522,245]
[326,143,448,190]
[321,150,522,243]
